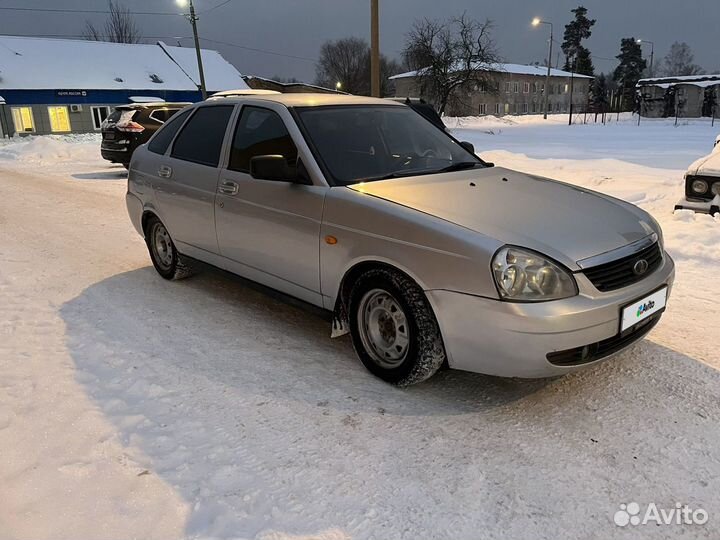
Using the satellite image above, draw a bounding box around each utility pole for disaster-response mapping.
[532,18,553,120]
[370,0,380,97]
[179,0,208,100]
[568,57,575,125]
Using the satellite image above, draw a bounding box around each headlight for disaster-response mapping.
[712,182,720,196]
[492,246,578,302]
[691,179,708,194]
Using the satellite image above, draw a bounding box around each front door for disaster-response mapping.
[155,104,235,255]
[215,105,327,306]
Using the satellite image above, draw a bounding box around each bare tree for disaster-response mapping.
[403,14,500,114]
[660,42,705,77]
[83,1,142,44]
[315,37,403,96]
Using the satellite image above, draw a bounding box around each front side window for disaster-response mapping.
[524,82,530,93]
[229,106,298,173]
[171,105,233,167]
[148,109,191,155]
[296,105,482,186]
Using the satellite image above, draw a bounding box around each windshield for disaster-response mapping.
[295,105,483,186]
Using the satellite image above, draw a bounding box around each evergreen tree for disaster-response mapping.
[613,38,647,109]
[561,6,595,75]
[591,73,608,109]
[574,47,594,76]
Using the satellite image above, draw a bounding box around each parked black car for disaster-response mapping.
[101,102,190,167]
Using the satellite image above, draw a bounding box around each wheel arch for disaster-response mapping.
[331,258,440,335]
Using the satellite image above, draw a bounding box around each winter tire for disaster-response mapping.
[145,216,194,280]
[349,268,446,386]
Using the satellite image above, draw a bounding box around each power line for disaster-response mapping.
[199,0,234,14]
[0,6,182,16]
[196,37,317,63]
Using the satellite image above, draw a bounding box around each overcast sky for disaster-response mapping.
[1,0,718,82]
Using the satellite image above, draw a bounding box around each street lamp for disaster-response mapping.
[532,17,554,120]
[177,0,207,100]
[636,39,655,78]
[335,81,342,93]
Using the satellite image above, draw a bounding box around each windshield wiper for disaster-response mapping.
[435,161,484,173]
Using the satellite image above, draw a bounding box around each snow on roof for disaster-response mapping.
[158,42,248,91]
[0,35,244,92]
[389,62,593,80]
[637,74,720,89]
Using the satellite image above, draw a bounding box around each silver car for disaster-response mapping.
[126,94,675,385]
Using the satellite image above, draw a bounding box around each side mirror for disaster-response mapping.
[250,155,296,182]
[460,141,475,154]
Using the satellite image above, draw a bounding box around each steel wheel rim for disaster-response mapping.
[357,288,410,368]
[152,223,174,270]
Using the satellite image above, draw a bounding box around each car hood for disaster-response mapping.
[687,146,720,176]
[348,167,657,269]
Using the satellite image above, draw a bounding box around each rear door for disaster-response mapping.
[215,104,327,305]
[154,104,235,255]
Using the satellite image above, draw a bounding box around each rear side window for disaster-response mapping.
[229,106,297,173]
[148,109,191,155]
[171,106,234,167]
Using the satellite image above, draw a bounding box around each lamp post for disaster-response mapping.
[335,81,342,93]
[177,0,207,100]
[532,17,553,120]
[636,39,655,78]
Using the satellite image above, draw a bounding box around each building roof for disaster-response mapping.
[637,74,720,89]
[389,62,593,80]
[0,35,246,92]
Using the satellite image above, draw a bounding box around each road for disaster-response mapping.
[0,142,718,540]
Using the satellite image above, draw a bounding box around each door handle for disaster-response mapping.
[218,180,239,195]
[158,165,172,178]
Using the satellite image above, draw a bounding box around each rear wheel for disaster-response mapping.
[349,268,446,386]
[145,216,193,280]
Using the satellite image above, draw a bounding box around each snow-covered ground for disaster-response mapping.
[0,117,718,540]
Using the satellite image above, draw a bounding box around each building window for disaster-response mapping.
[504,103,510,114]
[11,107,35,133]
[48,106,71,132]
[91,106,111,130]
[513,82,520,93]
[512,103,518,114]
[477,81,487,93]
[523,103,529,114]
[523,82,530,93]
[478,103,487,115]
[564,84,569,93]
[505,81,511,93]
[495,103,501,115]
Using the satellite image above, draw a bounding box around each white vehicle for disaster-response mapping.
[675,134,720,215]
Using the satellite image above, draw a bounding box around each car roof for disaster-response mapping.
[117,102,191,110]
[201,92,404,108]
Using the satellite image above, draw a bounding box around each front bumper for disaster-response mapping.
[674,194,720,215]
[427,253,675,378]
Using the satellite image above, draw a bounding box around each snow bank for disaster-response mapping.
[0,134,100,164]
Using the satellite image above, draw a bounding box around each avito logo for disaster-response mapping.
[637,300,655,318]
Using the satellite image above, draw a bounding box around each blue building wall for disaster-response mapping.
[0,88,204,106]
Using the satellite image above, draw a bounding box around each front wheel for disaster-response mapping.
[349,268,446,386]
[145,216,193,280]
